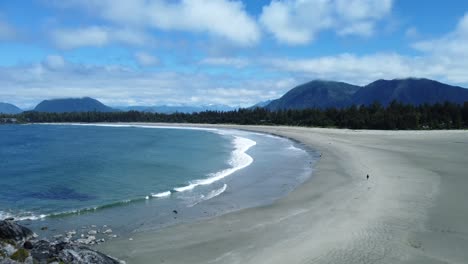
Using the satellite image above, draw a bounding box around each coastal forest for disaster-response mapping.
[3,101,468,130]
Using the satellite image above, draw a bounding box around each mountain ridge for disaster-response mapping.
[34,97,116,113]
[0,102,23,114]
[265,78,468,110]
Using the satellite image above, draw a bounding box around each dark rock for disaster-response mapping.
[1,221,123,264]
[30,240,122,264]
[30,240,57,262]
[40,227,48,231]
[23,241,33,250]
[0,220,35,242]
[4,218,14,221]
[57,243,121,264]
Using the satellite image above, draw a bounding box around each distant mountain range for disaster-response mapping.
[266,78,468,110]
[0,102,22,114]
[119,104,237,114]
[2,78,468,115]
[34,97,116,113]
[249,100,273,109]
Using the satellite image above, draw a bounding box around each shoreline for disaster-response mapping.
[3,124,315,249]
[96,124,468,263]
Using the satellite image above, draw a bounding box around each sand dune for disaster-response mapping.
[98,125,468,264]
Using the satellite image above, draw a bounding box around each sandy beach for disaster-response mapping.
[97,125,468,264]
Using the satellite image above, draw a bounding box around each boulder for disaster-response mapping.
[29,240,57,263]
[56,243,122,264]
[76,235,96,245]
[23,241,33,250]
[0,220,35,242]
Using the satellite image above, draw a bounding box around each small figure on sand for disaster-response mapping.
[366,174,369,180]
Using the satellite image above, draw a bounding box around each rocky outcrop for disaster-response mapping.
[0,220,35,242]
[28,240,121,264]
[0,220,124,264]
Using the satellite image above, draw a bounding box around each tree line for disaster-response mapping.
[2,101,468,130]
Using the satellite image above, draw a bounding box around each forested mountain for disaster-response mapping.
[265,78,468,110]
[353,78,468,106]
[266,80,360,110]
[0,102,22,114]
[34,97,116,113]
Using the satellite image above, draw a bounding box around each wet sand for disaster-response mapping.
[98,125,468,264]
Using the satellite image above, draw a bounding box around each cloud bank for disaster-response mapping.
[259,0,393,44]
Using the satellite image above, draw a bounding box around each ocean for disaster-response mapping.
[0,124,317,238]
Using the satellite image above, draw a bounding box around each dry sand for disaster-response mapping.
[98,125,468,264]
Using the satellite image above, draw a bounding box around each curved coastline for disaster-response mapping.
[3,124,260,221]
[97,124,468,264]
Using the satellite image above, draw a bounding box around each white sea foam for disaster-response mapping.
[287,145,306,152]
[174,136,256,192]
[204,184,227,201]
[187,184,228,207]
[151,191,171,198]
[0,211,47,221]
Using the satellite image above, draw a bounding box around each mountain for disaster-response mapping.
[249,100,273,109]
[266,80,361,110]
[265,78,468,110]
[353,78,468,106]
[0,103,22,114]
[120,104,237,113]
[34,97,116,113]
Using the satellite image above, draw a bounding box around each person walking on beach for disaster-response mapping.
[366,174,369,180]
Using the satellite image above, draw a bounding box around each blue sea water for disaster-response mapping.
[0,124,316,237]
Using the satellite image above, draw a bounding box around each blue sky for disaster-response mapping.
[1,0,468,108]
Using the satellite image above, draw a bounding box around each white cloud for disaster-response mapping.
[259,0,333,44]
[0,18,16,41]
[135,52,159,66]
[264,51,468,86]
[337,21,374,37]
[51,26,152,49]
[335,0,392,21]
[412,13,468,58]
[254,12,468,85]
[259,0,393,45]
[0,56,291,108]
[51,26,109,49]
[43,55,66,69]
[55,0,260,46]
[199,57,250,68]
[264,53,422,85]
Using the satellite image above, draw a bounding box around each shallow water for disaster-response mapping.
[0,124,317,238]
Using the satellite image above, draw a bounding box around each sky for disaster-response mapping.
[1,0,468,108]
